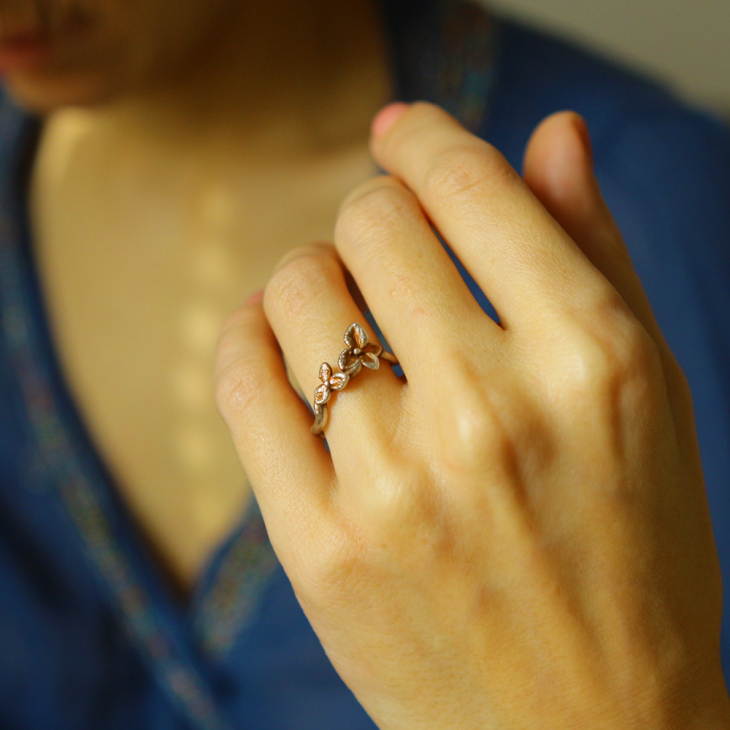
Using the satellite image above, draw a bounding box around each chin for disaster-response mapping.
[2,70,124,114]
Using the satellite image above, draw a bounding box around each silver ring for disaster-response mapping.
[311,322,399,438]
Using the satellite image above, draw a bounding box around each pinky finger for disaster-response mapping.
[214,295,336,560]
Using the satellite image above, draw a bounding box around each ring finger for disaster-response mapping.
[263,241,404,458]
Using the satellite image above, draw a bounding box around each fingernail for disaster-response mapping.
[371,102,410,138]
[573,114,594,168]
[244,289,264,305]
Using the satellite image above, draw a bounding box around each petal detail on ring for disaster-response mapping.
[361,342,382,357]
[314,383,331,405]
[361,352,380,369]
[319,362,332,383]
[329,371,349,390]
[353,323,368,348]
[340,355,362,377]
[339,349,359,373]
[344,322,368,350]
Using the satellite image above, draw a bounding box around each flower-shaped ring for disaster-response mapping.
[311,323,399,438]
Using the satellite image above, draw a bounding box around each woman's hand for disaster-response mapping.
[214,102,730,730]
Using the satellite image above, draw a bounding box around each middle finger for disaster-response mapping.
[334,173,501,386]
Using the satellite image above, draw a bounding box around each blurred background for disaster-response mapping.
[487,0,730,120]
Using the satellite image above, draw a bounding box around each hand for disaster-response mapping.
[214,102,730,730]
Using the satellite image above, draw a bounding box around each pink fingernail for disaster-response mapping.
[371,102,410,138]
[245,289,264,305]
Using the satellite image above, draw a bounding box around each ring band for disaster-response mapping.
[311,322,399,438]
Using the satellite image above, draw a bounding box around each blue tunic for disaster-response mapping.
[1,2,729,728]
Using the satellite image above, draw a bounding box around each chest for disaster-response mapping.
[28,120,377,591]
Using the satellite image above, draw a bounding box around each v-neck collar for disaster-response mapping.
[0,2,502,728]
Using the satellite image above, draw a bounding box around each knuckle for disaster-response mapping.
[214,351,274,420]
[596,297,662,381]
[299,523,368,600]
[266,247,340,319]
[662,347,693,403]
[422,142,513,201]
[344,462,452,569]
[335,181,416,247]
[366,465,428,533]
[560,307,662,405]
[615,318,662,377]
[436,371,510,474]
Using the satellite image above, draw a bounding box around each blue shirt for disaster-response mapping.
[1,3,729,729]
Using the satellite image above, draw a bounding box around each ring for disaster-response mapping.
[311,322,399,438]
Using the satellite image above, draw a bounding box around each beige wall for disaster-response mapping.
[487,0,730,120]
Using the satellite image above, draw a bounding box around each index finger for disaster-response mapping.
[370,102,617,329]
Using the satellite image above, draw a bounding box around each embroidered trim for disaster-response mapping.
[0,211,231,730]
[192,498,280,657]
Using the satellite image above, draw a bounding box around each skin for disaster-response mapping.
[3,1,729,726]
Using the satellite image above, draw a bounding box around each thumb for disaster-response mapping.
[522,112,699,457]
[522,111,657,333]
[522,111,626,278]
